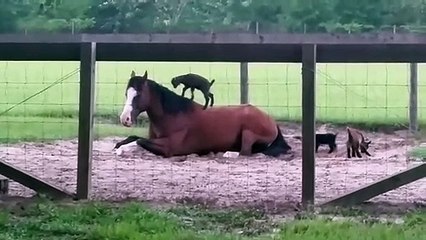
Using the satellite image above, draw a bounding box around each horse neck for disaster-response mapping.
[145,92,183,125]
[146,98,166,124]
[145,88,203,126]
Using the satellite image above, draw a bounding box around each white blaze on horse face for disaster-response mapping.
[120,87,137,127]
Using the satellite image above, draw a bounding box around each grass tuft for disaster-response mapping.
[408,147,426,161]
[167,205,271,236]
[278,216,425,240]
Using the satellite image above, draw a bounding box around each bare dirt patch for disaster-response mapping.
[0,123,425,209]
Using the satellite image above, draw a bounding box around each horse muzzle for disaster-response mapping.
[120,108,140,127]
[120,116,133,127]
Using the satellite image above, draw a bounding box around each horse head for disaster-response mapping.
[119,70,151,127]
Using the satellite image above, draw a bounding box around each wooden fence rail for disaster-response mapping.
[0,33,424,207]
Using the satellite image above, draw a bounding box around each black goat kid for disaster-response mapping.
[171,73,215,110]
[316,133,338,154]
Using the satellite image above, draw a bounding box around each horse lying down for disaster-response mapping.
[113,70,292,158]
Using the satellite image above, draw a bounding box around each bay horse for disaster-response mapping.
[114,70,292,158]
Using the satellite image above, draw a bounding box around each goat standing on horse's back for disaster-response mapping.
[346,127,372,158]
[171,73,215,110]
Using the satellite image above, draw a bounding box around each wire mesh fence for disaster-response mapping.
[0,61,425,206]
[0,61,81,197]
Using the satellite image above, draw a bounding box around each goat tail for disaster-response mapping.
[210,79,215,86]
[346,127,354,142]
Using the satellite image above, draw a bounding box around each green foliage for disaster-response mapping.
[1,0,426,33]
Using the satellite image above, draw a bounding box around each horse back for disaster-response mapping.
[191,104,278,144]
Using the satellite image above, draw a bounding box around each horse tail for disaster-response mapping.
[262,125,292,157]
[209,79,215,86]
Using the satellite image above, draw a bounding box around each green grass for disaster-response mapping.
[278,216,425,240]
[1,61,426,141]
[0,200,424,240]
[0,116,147,143]
[2,61,426,122]
[408,147,426,161]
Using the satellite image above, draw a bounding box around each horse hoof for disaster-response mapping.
[223,151,239,158]
[114,147,124,156]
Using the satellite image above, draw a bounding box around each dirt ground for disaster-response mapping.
[0,123,425,209]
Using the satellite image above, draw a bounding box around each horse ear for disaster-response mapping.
[130,70,136,77]
[142,70,148,80]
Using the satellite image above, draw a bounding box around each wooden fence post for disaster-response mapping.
[409,63,418,134]
[77,42,96,199]
[240,62,249,104]
[301,44,317,207]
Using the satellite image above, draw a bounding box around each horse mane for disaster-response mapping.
[147,79,195,114]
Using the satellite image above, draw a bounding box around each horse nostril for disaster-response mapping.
[126,117,130,122]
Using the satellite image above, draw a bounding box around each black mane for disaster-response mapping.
[148,80,195,114]
[127,76,194,115]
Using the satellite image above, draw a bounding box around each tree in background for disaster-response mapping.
[1,0,426,33]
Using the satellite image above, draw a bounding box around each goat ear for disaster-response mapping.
[142,70,148,80]
[130,70,136,77]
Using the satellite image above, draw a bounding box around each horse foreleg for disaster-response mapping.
[148,122,158,139]
[136,137,171,157]
[113,135,142,149]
